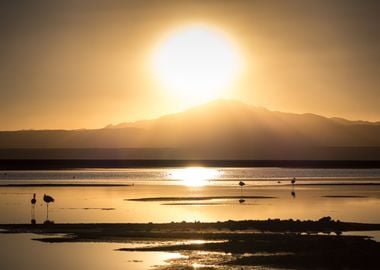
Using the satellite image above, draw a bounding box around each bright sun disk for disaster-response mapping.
[152,25,241,105]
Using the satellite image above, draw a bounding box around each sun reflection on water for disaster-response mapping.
[169,167,222,186]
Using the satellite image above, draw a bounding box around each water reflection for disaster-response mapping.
[0,233,182,270]
[43,219,55,225]
[1,180,380,224]
[238,198,245,204]
[169,167,221,186]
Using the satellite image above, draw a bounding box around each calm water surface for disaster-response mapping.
[0,233,182,270]
[2,167,380,184]
[1,167,380,224]
[1,167,380,270]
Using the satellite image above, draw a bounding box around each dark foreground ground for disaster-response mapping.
[2,218,380,269]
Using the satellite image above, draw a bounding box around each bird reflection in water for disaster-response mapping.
[43,219,55,225]
[239,198,246,204]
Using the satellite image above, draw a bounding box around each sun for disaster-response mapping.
[152,25,241,105]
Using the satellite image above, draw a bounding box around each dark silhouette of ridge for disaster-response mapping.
[1,99,380,160]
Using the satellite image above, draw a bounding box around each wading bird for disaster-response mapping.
[43,194,55,219]
[239,181,246,197]
[291,177,296,185]
[291,178,296,198]
[31,193,36,206]
[31,193,37,224]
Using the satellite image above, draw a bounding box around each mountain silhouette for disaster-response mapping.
[1,99,380,160]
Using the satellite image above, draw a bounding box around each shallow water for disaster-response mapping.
[1,184,380,224]
[0,233,182,270]
[2,167,380,185]
[1,168,380,224]
[344,231,380,242]
[1,167,380,270]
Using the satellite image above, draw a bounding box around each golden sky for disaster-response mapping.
[1,0,380,130]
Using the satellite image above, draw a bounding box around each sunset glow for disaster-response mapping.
[169,167,221,186]
[1,2,380,269]
[152,26,241,105]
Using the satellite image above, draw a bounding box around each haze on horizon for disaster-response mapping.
[1,0,380,131]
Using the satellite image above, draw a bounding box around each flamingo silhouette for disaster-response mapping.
[291,177,296,198]
[239,181,245,197]
[31,193,37,224]
[31,193,36,205]
[291,177,296,185]
[43,194,55,220]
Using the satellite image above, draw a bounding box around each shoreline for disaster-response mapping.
[2,218,380,238]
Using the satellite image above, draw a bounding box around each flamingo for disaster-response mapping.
[239,181,245,197]
[31,193,37,224]
[43,194,55,220]
[44,194,54,203]
[291,177,296,185]
[291,178,296,198]
[31,193,36,205]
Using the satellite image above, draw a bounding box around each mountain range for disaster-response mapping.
[1,99,380,160]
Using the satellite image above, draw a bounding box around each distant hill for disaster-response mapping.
[1,99,380,160]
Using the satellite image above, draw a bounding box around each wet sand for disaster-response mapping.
[127,196,276,201]
[2,218,380,239]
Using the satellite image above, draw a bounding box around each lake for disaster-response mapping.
[1,167,380,269]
